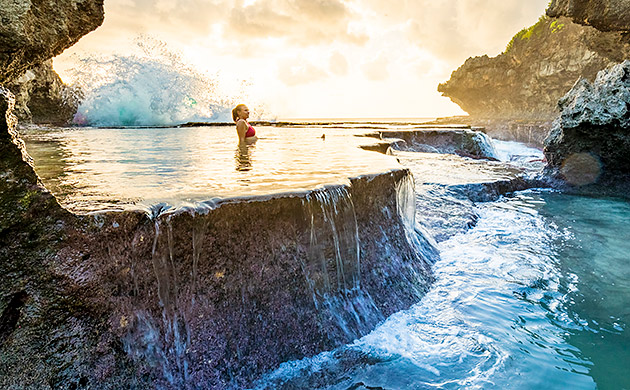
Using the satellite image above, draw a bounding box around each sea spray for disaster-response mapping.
[63,36,266,127]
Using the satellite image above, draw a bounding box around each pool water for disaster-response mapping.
[20,126,400,212]
[19,125,629,388]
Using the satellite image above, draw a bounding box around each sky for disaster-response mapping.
[54,0,549,120]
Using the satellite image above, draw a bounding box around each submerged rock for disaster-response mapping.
[439,15,630,121]
[0,0,104,84]
[367,128,499,160]
[6,60,79,124]
[543,60,630,186]
[547,0,630,32]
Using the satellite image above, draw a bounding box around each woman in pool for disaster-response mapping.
[232,104,258,144]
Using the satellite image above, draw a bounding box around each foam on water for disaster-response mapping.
[492,139,544,164]
[251,137,629,389]
[473,131,499,160]
[254,190,600,389]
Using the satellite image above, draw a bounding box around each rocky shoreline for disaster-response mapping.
[2,0,630,387]
[2,88,441,387]
[439,15,630,122]
[6,60,78,124]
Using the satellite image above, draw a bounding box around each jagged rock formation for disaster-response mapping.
[439,16,630,121]
[543,60,630,185]
[0,0,104,84]
[6,60,79,124]
[547,0,630,32]
[364,127,499,160]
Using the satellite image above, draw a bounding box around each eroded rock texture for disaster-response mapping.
[6,60,79,124]
[544,60,630,185]
[547,0,630,32]
[367,128,499,160]
[0,87,113,389]
[0,0,104,84]
[439,16,630,121]
[2,87,437,388]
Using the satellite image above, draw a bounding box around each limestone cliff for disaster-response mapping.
[547,0,630,32]
[439,16,630,121]
[6,60,79,124]
[0,0,104,84]
[544,60,630,185]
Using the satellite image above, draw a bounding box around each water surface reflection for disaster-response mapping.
[21,126,400,212]
[235,143,255,172]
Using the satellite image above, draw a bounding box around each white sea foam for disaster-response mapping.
[492,139,544,163]
[253,191,595,390]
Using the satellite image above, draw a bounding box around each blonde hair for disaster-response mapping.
[232,104,247,122]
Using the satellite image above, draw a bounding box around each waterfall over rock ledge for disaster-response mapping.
[1,89,437,388]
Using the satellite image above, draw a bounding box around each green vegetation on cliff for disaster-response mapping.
[505,15,564,53]
[439,12,630,121]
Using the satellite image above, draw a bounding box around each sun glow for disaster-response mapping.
[53,0,549,120]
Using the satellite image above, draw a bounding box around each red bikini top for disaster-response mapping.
[245,123,256,138]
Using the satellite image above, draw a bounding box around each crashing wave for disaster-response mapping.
[64,37,263,127]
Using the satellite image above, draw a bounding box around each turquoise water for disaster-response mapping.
[541,193,630,389]
[21,125,629,388]
[255,189,630,389]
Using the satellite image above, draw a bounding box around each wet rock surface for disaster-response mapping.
[80,172,436,389]
[439,15,630,121]
[365,127,499,160]
[2,88,437,388]
[547,0,630,32]
[425,117,553,147]
[543,60,630,188]
[0,0,104,84]
[392,150,539,242]
[6,60,79,124]
[0,87,116,389]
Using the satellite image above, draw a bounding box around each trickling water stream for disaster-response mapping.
[113,174,434,389]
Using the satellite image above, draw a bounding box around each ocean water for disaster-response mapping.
[19,123,630,389]
[254,192,630,389]
[251,144,630,389]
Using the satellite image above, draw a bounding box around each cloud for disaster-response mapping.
[277,57,328,85]
[361,53,389,81]
[329,51,349,75]
[104,0,227,39]
[226,0,366,46]
[361,0,549,64]
[81,0,547,65]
